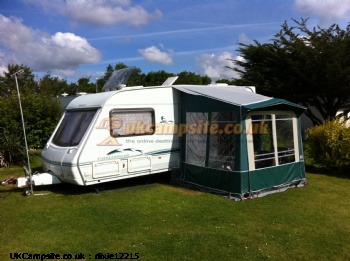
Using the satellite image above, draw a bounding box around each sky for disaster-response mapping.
[1,0,350,83]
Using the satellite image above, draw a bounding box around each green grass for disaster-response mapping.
[0,153,349,260]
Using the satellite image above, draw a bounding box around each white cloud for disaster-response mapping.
[138,46,173,65]
[295,0,350,23]
[0,14,101,76]
[196,52,243,80]
[25,0,162,27]
[239,33,254,45]
[0,52,7,76]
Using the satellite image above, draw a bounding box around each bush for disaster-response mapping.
[0,127,26,166]
[0,93,62,149]
[307,118,350,171]
[0,92,62,166]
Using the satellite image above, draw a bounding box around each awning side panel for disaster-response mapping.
[181,162,243,194]
[248,162,306,192]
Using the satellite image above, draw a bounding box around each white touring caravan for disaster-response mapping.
[41,82,181,186]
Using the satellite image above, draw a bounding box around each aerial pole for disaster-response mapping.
[12,69,33,195]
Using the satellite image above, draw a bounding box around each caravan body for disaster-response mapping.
[41,86,180,186]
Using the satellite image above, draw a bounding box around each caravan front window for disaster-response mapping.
[52,109,97,147]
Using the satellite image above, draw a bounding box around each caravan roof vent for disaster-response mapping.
[102,67,135,92]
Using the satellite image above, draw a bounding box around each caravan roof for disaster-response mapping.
[66,91,115,109]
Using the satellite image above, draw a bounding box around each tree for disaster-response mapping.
[143,70,174,86]
[201,75,212,85]
[216,79,234,84]
[0,92,62,164]
[112,62,145,87]
[128,68,145,86]
[99,63,212,88]
[38,73,70,96]
[0,64,38,96]
[176,71,211,85]
[96,63,145,89]
[105,64,115,79]
[68,82,78,95]
[231,18,350,126]
[114,62,128,71]
[77,77,95,93]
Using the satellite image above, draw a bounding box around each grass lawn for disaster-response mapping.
[0,153,349,261]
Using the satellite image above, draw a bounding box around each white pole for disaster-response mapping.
[12,69,33,195]
[95,77,99,93]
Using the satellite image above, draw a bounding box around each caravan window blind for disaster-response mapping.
[109,108,155,137]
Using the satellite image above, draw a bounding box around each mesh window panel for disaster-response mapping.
[208,112,237,171]
[186,112,208,167]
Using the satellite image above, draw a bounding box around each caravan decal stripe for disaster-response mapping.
[147,148,180,156]
[41,156,90,167]
[41,157,63,167]
[106,148,179,156]
[42,148,180,167]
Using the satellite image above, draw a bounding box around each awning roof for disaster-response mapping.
[173,85,271,106]
[173,85,306,116]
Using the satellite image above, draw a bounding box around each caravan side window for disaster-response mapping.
[109,108,155,137]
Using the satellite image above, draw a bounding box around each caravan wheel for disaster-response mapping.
[23,188,31,196]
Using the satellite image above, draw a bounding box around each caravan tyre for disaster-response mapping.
[23,188,31,196]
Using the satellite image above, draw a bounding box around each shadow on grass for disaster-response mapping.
[1,159,204,198]
[1,171,175,197]
[305,163,350,180]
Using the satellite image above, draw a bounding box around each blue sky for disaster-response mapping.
[1,0,350,83]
